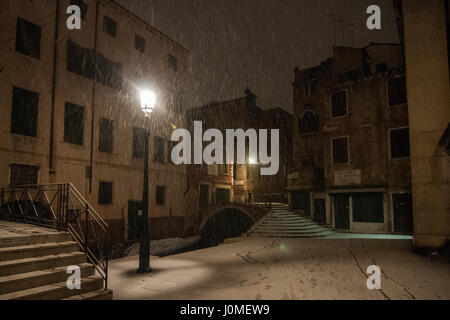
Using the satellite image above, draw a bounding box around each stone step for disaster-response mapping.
[267,215,308,220]
[261,220,316,225]
[254,228,330,234]
[270,213,302,217]
[0,275,103,300]
[0,241,80,262]
[257,225,324,231]
[250,232,333,238]
[0,252,86,277]
[262,220,310,224]
[0,232,73,249]
[0,263,94,295]
[63,289,113,300]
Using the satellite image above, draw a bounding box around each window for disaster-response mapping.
[331,91,347,118]
[168,54,177,71]
[154,137,165,163]
[99,118,113,153]
[11,86,38,137]
[96,53,122,90]
[10,164,38,186]
[390,128,410,159]
[299,111,319,134]
[64,102,84,146]
[70,0,88,20]
[135,35,145,53]
[67,41,122,89]
[67,40,95,79]
[133,127,147,158]
[303,84,315,97]
[98,181,113,205]
[15,17,41,59]
[156,186,165,205]
[388,76,407,106]
[332,137,349,164]
[103,16,116,37]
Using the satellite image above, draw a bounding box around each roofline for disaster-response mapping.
[265,107,293,116]
[107,0,189,54]
[189,97,247,111]
[294,42,402,73]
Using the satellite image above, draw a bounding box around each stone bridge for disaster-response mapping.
[184,202,268,246]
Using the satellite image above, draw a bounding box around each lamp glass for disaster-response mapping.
[140,90,156,117]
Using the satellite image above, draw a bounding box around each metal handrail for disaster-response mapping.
[0,183,110,290]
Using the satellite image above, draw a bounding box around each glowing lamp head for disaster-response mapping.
[249,157,257,165]
[140,90,156,117]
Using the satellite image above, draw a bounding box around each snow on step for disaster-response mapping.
[249,206,333,238]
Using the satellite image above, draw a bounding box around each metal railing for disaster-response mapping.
[253,193,288,209]
[0,183,110,289]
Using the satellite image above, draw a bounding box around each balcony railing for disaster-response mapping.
[0,183,110,289]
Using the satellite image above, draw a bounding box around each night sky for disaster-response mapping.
[116,0,400,113]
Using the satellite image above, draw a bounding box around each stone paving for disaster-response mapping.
[109,236,450,300]
[0,220,59,238]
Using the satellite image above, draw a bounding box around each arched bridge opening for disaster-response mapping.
[199,207,255,248]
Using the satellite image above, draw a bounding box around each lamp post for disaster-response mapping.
[137,90,156,274]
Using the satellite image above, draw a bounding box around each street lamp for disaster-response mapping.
[137,89,156,274]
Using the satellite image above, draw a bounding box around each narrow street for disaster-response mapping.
[109,237,450,300]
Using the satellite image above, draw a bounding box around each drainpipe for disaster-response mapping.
[49,0,60,182]
[89,0,100,193]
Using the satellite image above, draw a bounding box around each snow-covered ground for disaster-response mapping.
[109,237,450,300]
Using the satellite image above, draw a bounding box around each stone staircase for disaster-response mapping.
[249,203,334,238]
[0,227,112,300]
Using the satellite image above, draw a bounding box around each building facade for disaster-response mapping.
[290,44,413,234]
[398,0,450,249]
[184,90,293,212]
[0,0,189,244]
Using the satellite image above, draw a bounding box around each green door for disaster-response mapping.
[334,195,349,230]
